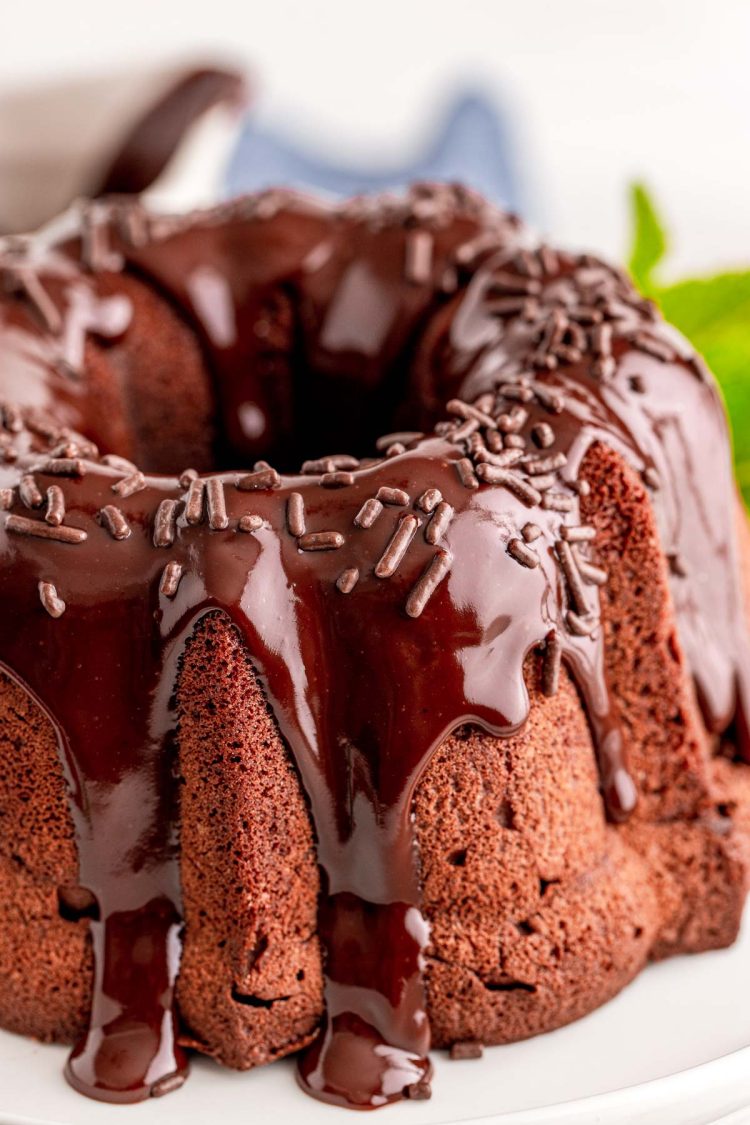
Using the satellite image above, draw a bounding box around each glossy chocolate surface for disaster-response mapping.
[0,186,747,1108]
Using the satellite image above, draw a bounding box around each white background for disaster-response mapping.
[1,0,749,275]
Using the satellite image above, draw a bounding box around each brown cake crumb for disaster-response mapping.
[405,1077,432,1100]
[449,1040,484,1060]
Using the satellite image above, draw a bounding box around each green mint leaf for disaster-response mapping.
[652,273,750,500]
[626,184,750,505]
[627,182,668,294]
[656,272,750,340]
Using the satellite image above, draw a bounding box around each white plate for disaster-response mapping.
[1,918,749,1125]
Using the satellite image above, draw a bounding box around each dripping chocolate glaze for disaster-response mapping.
[0,186,748,1108]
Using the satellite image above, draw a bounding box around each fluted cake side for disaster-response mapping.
[0,185,748,1110]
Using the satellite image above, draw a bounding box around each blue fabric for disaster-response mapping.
[225,91,522,212]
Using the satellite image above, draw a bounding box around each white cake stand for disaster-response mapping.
[1,918,748,1125]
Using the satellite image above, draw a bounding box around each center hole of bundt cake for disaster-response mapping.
[231,367,429,473]
[106,271,442,476]
[205,284,442,473]
[166,352,431,477]
[209,336,434,475]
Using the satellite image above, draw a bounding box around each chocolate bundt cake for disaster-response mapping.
[1,184,749,1110]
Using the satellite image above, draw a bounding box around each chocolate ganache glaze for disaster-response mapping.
[0,185,748,1108]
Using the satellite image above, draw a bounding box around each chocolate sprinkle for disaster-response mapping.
[487,296,528,317]
[0,436,18,463]
[336,567,360,594]
[425,501,453,545]
[1,403,22,433]
[522,522,542,543]
[448,419,479,444]
[19,474,43,509]
[404,230,434,285]
[354,498,383,529]
[301,455,359,474]
[150,1073,186,1099]
[405,549,451,618]
[499,382,534,404]
[287,492,307,537]
[376,486,410,507]
[321,471,355,488]
[469,432,487,459]
[237,468,280,491]
[524,451,567,475]
[531,423,555,449]
[298,531,345,551]
[592,322,613,359]
[669,553,688,578]
[515,249,543,278]
[375,432,424,451]
[185,479,206,525]
[159,561,183,598]
[6,513,86,544]
[38,580,66,618]
[633,330,675,363]
[38,457,85,478]
[454,230,498,265]
[539,245,559,275]
[531,473,556,492]
[102,454,138,474]
[23,410,59,439]
[153,500,180,548]
[490,270,541,297]
[508,537,539,568]
[0,488,13,510]
[239,514,263,533]
[542,631,562,696]
[592,355,616,380]
[112,471,146,498]
[416,488,442,513]
[50,437,97,461]
[455,457,479,490]
[566,609,597,636]
[503,433,526,450]
[541,492,575,512]
[98,505,131,541]
[375,514,419,578]
[556,539,589,615]
[560,524,596,543]
[441,265,458,293]
[475,465,542,507]
[405,1078,432,1101]
[206,478,228,531]
[447,399,497,430]
[642,466,661,491]
[570,304,603,326]
[530,383,565,414]
[573,549,608,587]
[496,406,528,433]
[4,267,62,334]
[474,447,524,469]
